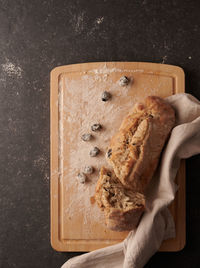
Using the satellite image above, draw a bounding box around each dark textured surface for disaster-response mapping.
[0,0,200,267]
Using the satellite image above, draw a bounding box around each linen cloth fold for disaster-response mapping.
[62,93,200,268]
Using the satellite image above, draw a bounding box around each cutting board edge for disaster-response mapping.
[50,61,184,76]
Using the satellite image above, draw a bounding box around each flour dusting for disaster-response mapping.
[161,55,167,64]
[34,155,49,182]
[89,64,145,75]
[87,16,104,36]
[74,12,85,33]
[95,17,104,24]
[2,59,22,78]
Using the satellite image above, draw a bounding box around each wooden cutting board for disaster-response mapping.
[50,62,185,252]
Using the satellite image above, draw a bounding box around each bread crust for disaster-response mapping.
[95,96,175,231]
[106,96,175,192]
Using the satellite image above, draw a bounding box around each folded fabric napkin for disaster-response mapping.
[62,93,200,268]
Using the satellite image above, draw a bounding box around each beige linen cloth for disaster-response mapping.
[62,93,200,268]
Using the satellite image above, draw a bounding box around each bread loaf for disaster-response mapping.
[95,96,175,231]
[106,96,175,192]
[95,167,145,231]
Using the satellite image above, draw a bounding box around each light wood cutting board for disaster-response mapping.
[50,62,185,252]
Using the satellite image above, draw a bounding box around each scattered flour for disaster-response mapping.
[161,55,167,64]
[34,155,49,182]
[95,17,104,24]
[87,16,104,36]
[74,12,85,33]
[89,65,145,75]
[2,59,22,78]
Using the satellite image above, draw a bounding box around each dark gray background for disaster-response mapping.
[0,0,200,267]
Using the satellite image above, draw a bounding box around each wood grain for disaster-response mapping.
[50,62,185,252]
